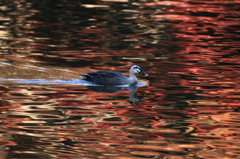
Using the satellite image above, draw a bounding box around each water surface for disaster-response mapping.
[0,0,240,158]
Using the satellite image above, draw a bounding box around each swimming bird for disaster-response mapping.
[80,64,147,85]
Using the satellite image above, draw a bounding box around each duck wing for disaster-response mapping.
[80,71,128,85]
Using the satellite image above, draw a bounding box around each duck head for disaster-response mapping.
[130,64,148,76]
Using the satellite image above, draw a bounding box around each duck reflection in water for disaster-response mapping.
[80,64,148,103]
[86,84,145,104]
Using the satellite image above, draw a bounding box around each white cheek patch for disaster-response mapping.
[134,68,140,73]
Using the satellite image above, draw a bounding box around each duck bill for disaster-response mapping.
[139,70,148,76]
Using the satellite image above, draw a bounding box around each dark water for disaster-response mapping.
[0,0,240,158]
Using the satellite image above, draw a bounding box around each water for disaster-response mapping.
[0,0,240,158]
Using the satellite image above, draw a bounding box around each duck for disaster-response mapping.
[80,64,147,86]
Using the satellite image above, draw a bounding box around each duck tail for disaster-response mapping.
[80,74,93,81]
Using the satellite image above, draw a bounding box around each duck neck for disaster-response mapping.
[128,72,138,84]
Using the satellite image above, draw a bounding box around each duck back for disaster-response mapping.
[81,71,129,85]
